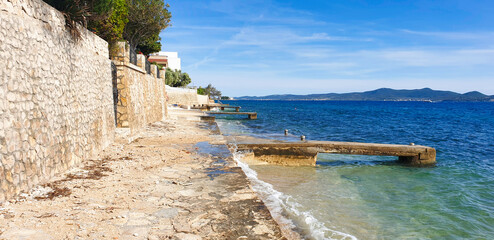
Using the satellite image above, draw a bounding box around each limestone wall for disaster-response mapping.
[167,86,209,107]
[113,42,166,137]
[197,95,210,106]
[0,0,115,201]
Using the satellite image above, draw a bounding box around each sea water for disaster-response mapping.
[216,100,494,240]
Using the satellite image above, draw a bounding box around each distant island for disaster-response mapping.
[237,88,494,102]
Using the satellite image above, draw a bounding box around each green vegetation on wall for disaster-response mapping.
[151,63,164,70]
[44,0,90,40]
[88,0,129,55]
[44,0,171,57]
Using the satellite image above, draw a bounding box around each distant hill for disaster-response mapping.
[237,88,494,102]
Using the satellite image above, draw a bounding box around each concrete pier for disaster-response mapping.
[192,104,241,112]
[206,111,258,120]
[236,141,436,167]
[220,106,241,112]
[200,115,216,122]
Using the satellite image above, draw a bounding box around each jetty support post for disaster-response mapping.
[248,113,258,120]
[200,115,216,122]
[398,148,436,166]
[242,146,318,166]
[205,111,258,120]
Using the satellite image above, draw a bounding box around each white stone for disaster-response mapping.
[174,233,202,240]
[6,92,16,102]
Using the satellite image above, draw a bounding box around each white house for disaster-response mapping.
[148,52,181,71]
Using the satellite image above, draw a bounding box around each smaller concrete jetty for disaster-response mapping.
[236,141,436,167]
[220,106,241,112]
[206,111,258,120]
[192,104,241,112]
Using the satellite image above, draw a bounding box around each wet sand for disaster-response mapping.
[0,109,289,240]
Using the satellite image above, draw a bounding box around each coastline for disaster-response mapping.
[0,108,291,239]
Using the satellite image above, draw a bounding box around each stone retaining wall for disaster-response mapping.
[0,0,115,201]
[112,42,166,137]
[167,86,210,107]
[197,95,210,106]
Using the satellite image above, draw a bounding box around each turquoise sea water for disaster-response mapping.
[216,100,494,239]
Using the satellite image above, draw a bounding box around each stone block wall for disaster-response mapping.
[0,0,115,201]
[197,95,210,106]
[113,42,166,137]
[167,86,209,107]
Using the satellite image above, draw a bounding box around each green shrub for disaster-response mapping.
[88,0,129,56]
[197,87,206,95]
[165,68,191,87]
[44,0,90,40]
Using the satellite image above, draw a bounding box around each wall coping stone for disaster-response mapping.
[136,54,146,69]
[114,61,146,74]
[159,70,165,79]
[151,65,158,77]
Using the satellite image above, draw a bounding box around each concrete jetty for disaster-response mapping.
[193,104,242,112]
[236,141,436,167]
[206,111,258,120]
[220,106,241,112]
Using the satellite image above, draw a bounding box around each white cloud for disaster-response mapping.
[287,47,494,69]
[402,30,494,40]
[205,0,326,26]
[224,27,365,47]
[177,25,241,32]
[187,56,215,69]
[358,48,494,67]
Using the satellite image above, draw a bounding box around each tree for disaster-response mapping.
[123,0,171,51]
[203,84,222,99]
[203,84,213,96]
[210,88,222,99]
[179,72,191,87]
[87,0,129,55]
[197,87,206,95]
[165,68,191,87]
[137,35,162,55]
[165,68,178,86]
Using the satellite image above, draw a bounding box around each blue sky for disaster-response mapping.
[160,0,494,97]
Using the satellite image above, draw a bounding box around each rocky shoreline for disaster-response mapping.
[0,109,291,240]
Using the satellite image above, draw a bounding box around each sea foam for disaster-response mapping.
[229,143,357,240]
